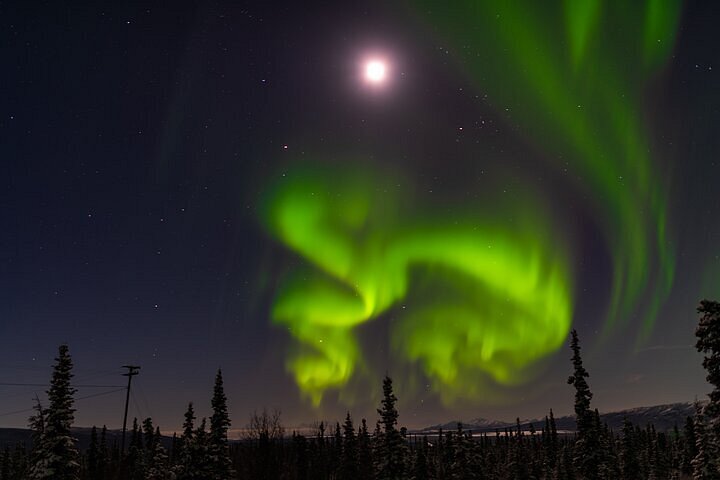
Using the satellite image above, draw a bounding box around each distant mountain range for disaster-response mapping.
[418,402,697,434]
[0,402,699,449]
[0,426,173,451]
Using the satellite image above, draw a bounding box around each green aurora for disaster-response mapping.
[410,0,682,340]
[262,166,572,405]
[261,0,683,405]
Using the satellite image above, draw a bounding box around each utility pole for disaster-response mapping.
[120,365,140,454]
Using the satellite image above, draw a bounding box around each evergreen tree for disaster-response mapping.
[11,444,28,479]
[333,421,343,477]
[98,425,109,480]
[598,422,619,480]
[42,344,80,479]
[684,415,699,476]
[553,443,576,480]
[696,299,720,476]
[86,426,100,480]
[292,432,309,480]
[145,426,170,480]
[506,419,528,480]
[209,369,233,479]
[109,438,121,477]
[375,376,407,480]
[27,397,52,480]
[142,418,155,452]
[544,409,559,473]
[358,418,374,480]
[174,402,197,480]
[194,417,214,479]
[567,330,599,479]
[372,419,383,474]
[341,412,359,480]
[0,447,11,480]
[651,429,670,480]
[127,418,145,480]
[412,436,431,480]
[450,423,480,480]
[314,421,329,480]
[169,433,178,465]
[174,406,212,480]
[620,418,639,480]
[692,401,720,480]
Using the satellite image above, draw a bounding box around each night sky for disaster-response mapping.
[2,1,719,433]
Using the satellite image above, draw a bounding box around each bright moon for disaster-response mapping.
[365,60,387,83]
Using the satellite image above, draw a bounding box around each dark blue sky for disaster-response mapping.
[1,0,719,432]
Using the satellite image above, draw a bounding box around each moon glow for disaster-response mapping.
[365,59,387,83]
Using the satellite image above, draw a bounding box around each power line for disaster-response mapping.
[134,381,153,420]
[0,382,125,388]
[0,387,126,418]
[130,389,145,420]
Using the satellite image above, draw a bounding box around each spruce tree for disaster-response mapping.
[175,403,198,480]
[358,418,374,480]
[333,422,343,477]
[506,419,528,480]
[692,401,720,480]
[42,344,80,479]
[145,426,170,480]
[315,421,329,480]
[450,423,481,480]
[567,329,599,479]
[209,369,233,479]
[127,418,145,480]
[412,436,430,480]
[98,425,109,480]
[194,417,213,479]
[620,418,639,480]
[292,432,309,480]
[341,412,359,480]
[544,409,559,472]
[27,397,52,480]
[87,426,100,480]
[684,415,699,476]
[11,444,28,479]
[142,418,155,452]
[0,447,11,480]
[27,398,51,480]
[375,375,406,480]
[696,299,720,476]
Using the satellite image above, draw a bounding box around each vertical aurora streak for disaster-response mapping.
[410,0,681,340]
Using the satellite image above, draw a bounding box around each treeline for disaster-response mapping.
[1,299,719,479]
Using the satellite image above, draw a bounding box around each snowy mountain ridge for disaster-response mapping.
[418,401,698,433]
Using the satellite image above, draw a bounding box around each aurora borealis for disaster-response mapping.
[260,0,685,405]
[2,0,719,431]
[262,164,572,404]
[410,0,682,342]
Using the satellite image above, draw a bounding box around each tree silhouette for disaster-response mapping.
[40,344,80,480]
[209,369,234,479]
[695,299,720,477]
[567,329,599,479]
[375,375,407,480]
